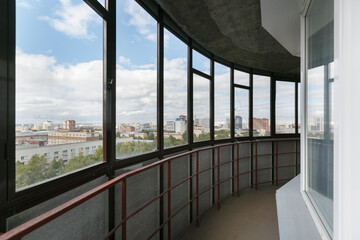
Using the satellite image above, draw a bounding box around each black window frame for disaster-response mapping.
[0,0,300,230]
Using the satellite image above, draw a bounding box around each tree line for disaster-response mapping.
[16,131,245,189]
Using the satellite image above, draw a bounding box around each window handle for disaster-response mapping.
[107,78,114,89]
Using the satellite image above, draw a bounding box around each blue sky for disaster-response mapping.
[15,0,294,125]
[16,0,103,64]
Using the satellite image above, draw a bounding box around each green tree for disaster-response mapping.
[148,132,155,140]
[182,132,188,144]
[16,154,47,189]
[16,146,104,189]
[46,158,65,178]
[195,133,210,141]
[215,130,230,139]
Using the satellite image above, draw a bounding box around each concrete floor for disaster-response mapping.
[182,185,280,240]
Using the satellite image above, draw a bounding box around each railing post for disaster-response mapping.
[121,179,127,240]
[237,144,239,197]
[167,162,171,240]
[276,141,279,186]
[255,142,258,190]
[217,147,220,210]
[196,151,199,227]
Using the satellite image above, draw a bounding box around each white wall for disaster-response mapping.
[334,0,360,239]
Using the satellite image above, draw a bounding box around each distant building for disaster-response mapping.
[164,132,183,140]
[253,118,270,133]
[63,120,76,130]
[16,131,48,147]
[175,118,185,134]
[226,117,230,129]
[195,118,210,129]
[16,140,102,163]
[42,121,55,131]
[16,137,136,163]
[193,125,203,136]
[119,126,136,133]
[141,123,151,130]
[133,133,147,139]
[48,129,99,145]
[179,115,187,129]
[235,116,242,129]
[311,116,324,132]
[165,121,175,132]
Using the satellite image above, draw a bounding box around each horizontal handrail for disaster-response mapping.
[0,138,300,240]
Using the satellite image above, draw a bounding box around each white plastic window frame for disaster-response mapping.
[300,0,333,239]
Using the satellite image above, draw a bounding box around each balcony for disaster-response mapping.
[2,138,299,240]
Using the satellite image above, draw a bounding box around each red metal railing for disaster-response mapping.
[0,138,300,240]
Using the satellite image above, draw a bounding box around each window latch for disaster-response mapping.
[107,78,114,89]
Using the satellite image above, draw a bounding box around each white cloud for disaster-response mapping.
[16,49,298,127]
[17,0,34,9]
[124,0,157,42]
[16,50,103,124]
[39,0,101,40]
[118,56,132,67]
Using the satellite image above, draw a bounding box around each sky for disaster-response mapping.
[15,0,296,126]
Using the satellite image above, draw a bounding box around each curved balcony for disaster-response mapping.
[1,138,299,240]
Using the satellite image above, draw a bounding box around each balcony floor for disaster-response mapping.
[182,185,281,240]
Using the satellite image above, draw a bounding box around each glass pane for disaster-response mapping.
[192,50,210,75]
[116,0,157,159]
[164,29,187,148]
[306,0,334,233]
[193,74,210,142]
[234,70,249,86]
[235,88,249,137]
[253,75,270,136]
[215,62,230,140]
[276,81,295,134]
[15,0,103,190]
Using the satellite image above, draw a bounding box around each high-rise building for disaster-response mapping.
[63,120,76,130]
[175,118,185,134]
[235,116,242,129]
[253,118,270,133]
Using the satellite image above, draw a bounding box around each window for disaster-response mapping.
[15,0,104,189]
[163,29,187,148]
[305,0,334,233]
[193,74,210,142]
[253,75,270,136]
[214,62,230,139]
[276,81,295,134]
[235,87,249,137]
[116,0,157,158]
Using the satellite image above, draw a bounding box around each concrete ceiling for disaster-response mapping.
[155,0,300,74]
[260,0,302,57]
